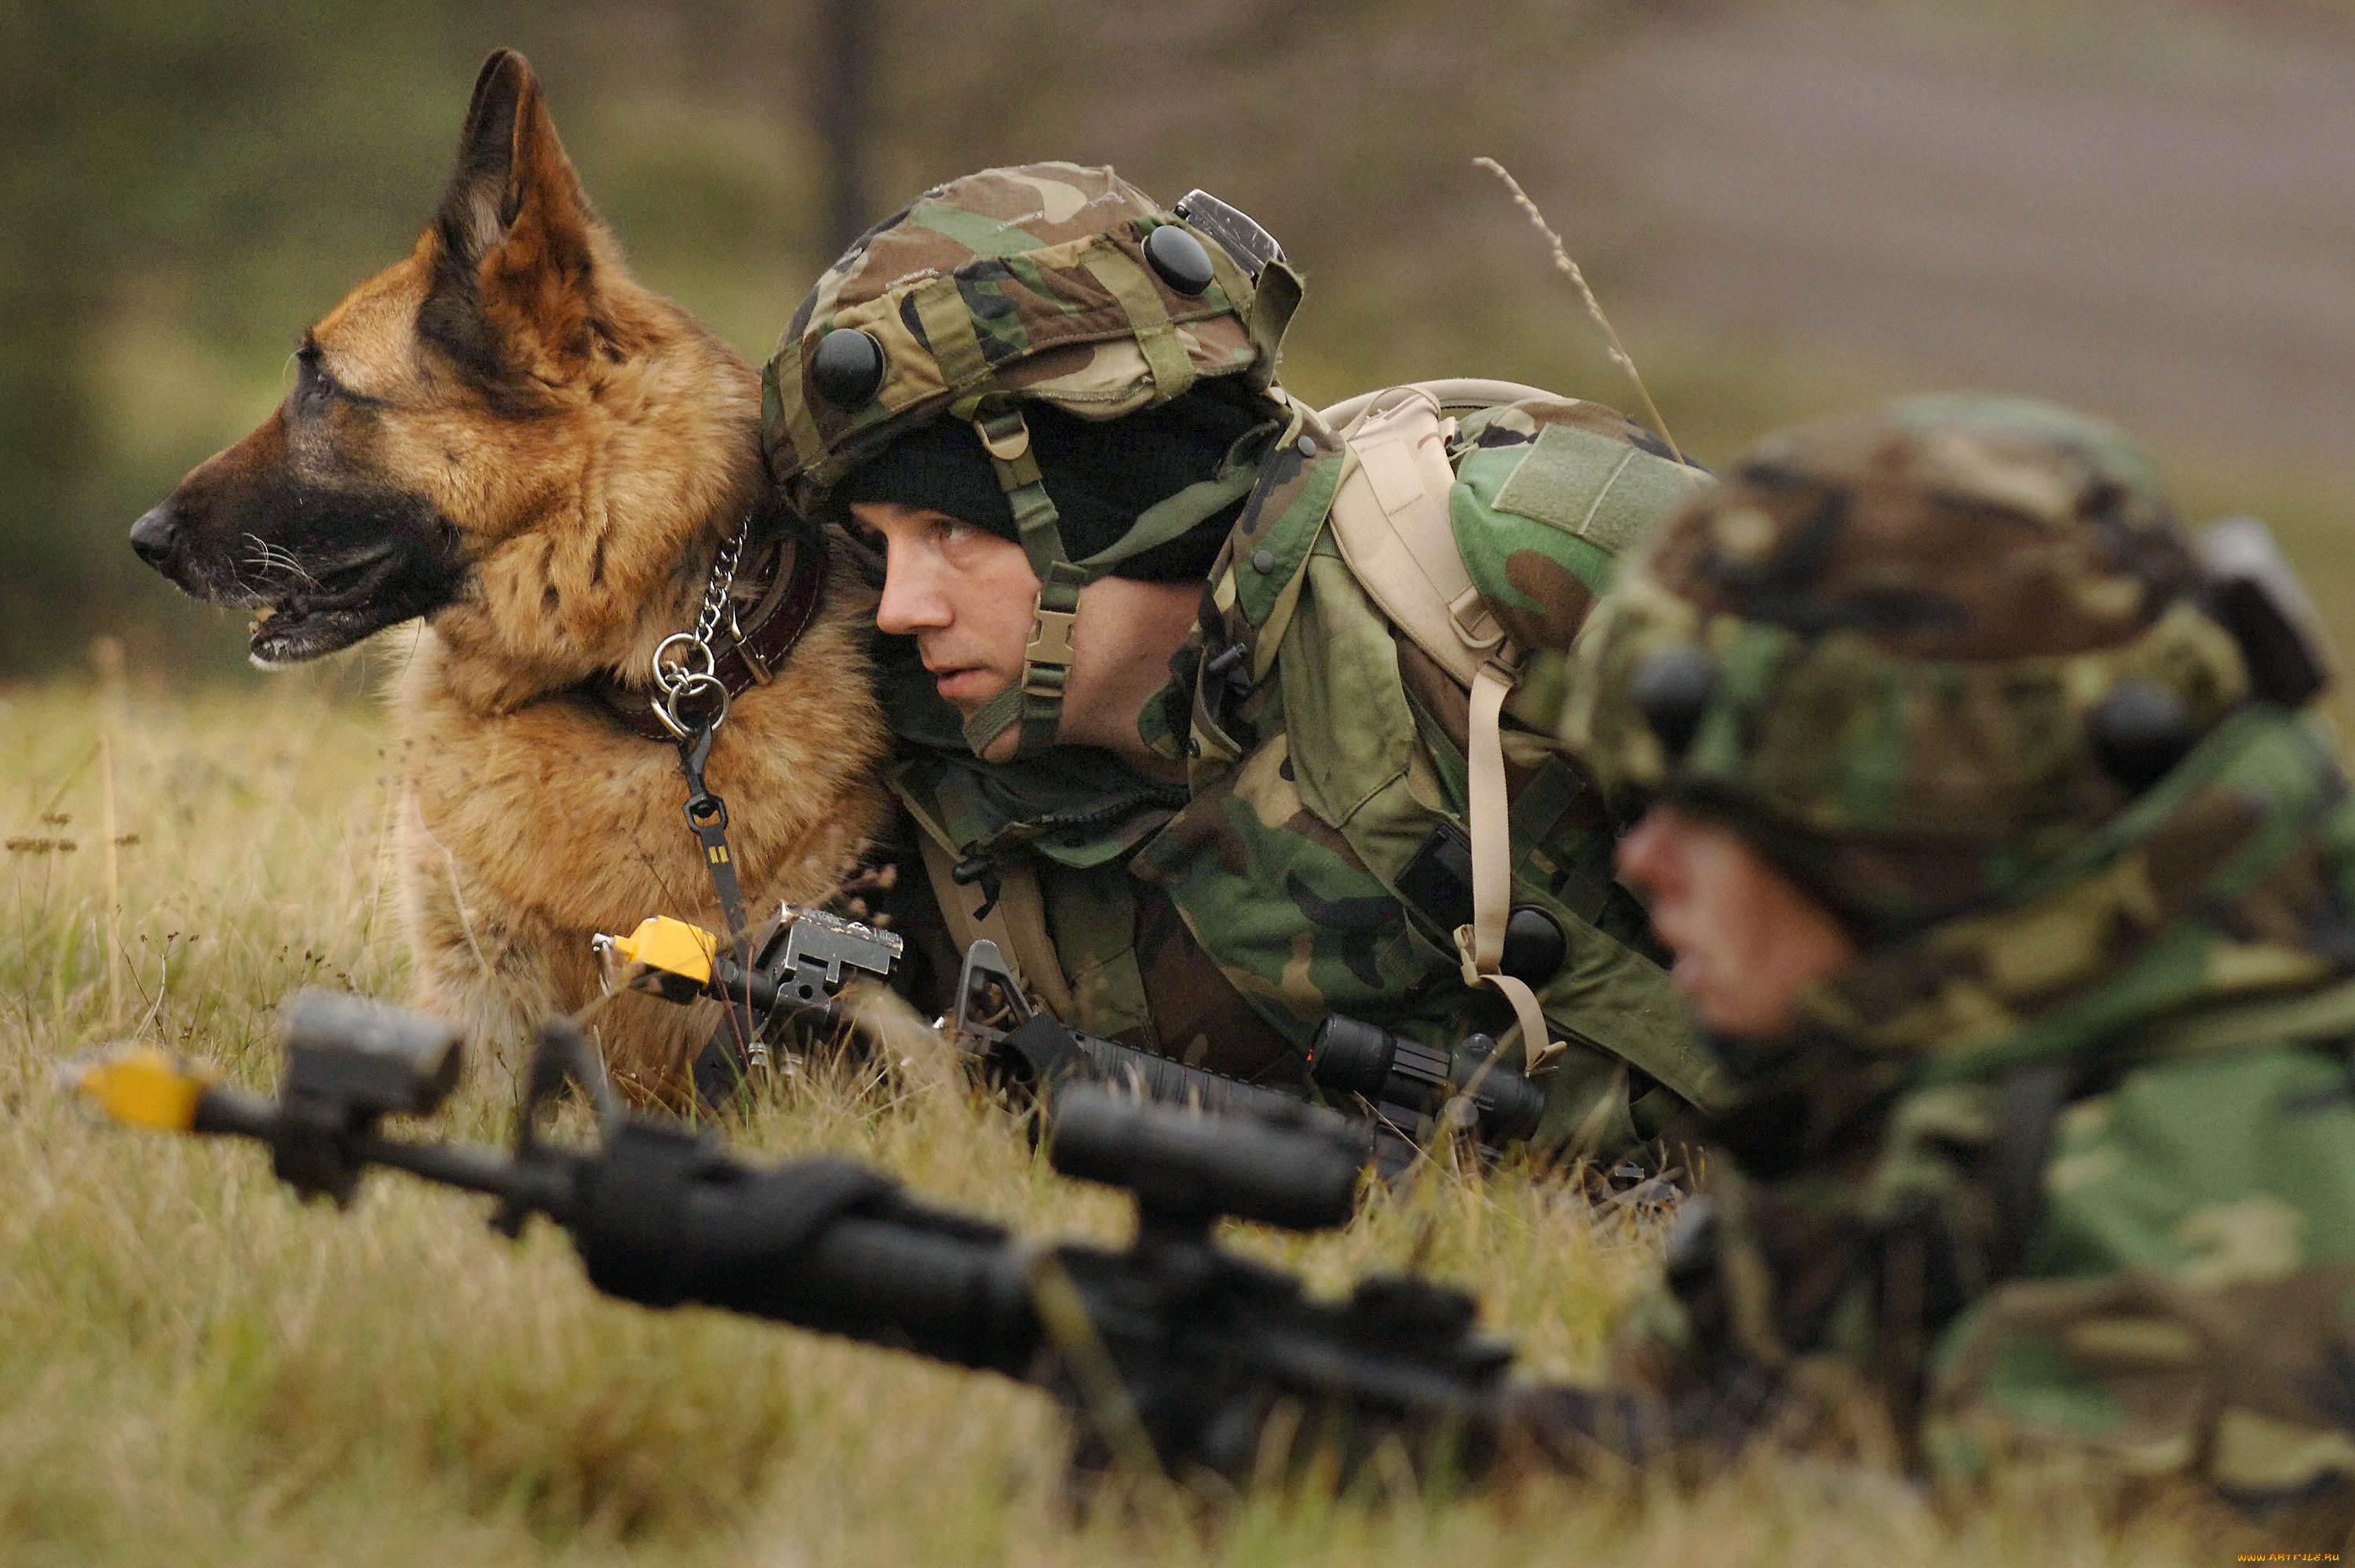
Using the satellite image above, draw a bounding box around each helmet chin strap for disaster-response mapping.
[962,404,1083,758]
[960,402,1265,761]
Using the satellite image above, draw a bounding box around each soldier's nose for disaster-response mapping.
[130,505,179,569]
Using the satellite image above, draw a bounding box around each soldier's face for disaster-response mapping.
[1615,806,1860,1039]
[856,501,1039,745]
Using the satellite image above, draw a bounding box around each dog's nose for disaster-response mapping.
[130,505,179,568]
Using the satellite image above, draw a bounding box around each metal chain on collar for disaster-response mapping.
[652,520,769,1091]
[648,522,750,741]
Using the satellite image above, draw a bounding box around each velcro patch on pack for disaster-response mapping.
[1491,423,1693,555]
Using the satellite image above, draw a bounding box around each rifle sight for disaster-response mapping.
[1046,1086,1362,1234]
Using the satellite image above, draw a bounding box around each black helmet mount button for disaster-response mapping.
[1145,224,1216,297]
[1629,645,1719,762]
[2089,679,2194,793]
[811,327,886,408]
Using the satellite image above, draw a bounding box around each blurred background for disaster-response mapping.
[5,0,2352,687]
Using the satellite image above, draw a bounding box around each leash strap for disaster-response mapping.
[677,720,768,1084]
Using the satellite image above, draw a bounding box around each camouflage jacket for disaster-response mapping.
[1625,702,2355,1506]
[878,394,1726,1152]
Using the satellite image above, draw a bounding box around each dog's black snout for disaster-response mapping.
[130,505,180,569]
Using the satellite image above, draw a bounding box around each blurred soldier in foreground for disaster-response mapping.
[1562,396,2355,1521]
[764,163,1723,1154]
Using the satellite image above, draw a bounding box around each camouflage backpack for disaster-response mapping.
[1308,380,1702,1068]
[1145,377,1722,1117]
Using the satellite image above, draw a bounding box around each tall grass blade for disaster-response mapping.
[1473,156,1688,468]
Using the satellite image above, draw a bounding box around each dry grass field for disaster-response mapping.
[0,665,2266,1565]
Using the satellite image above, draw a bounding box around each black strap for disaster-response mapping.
[1982,1060,2072,1279]
[677,720,763,1091]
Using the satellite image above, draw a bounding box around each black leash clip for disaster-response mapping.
[674,714,765,1089]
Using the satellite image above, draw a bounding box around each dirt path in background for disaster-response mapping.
[1577,0,2355,458]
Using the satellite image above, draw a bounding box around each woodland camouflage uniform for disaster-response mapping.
[764,163,1724,1151]
[1566,396,2355,1516]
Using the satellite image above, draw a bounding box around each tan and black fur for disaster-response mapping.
[130,50,894,1093]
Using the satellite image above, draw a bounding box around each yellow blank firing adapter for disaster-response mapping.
[65,1043,214,1132]
[594,914,718,1005]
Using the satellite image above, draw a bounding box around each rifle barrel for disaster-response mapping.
[359,1133,577,1219]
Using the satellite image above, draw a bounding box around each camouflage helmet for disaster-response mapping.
[762,162,1301,756]
[1565,396,2256,937]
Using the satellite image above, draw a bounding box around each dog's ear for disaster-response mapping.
[422,49,612,388]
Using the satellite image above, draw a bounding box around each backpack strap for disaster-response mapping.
[890,781,1077,1019]
[1459,655,1562,1070]
[1326,388,1513,686]
[1322,385,1564,1071]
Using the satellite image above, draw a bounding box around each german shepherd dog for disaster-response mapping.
[130,50,894,1096]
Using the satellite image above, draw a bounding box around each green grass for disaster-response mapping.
[0,670,2259,1564]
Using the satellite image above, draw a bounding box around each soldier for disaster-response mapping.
[761,162,1725,1154]
[1559,394,2355,1517]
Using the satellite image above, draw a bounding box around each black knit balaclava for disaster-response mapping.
[835,381,1266,582]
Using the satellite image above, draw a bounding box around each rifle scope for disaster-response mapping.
[1305,1016,1545,1146]
[991,1015,1301,1122]
[1046,1088,1362,1234]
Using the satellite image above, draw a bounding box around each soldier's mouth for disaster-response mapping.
[929,665,1005,707]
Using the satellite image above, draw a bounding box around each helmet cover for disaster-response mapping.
[763,162,1294,513]
[1565,396,2251,935]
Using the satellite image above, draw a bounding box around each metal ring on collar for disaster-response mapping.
[652,632,715,693]
[652,671,730,740]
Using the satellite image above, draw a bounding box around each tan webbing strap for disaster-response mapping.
[1320,378,1558,441]
[915,833,1075,1020]
[1455,659,1565,1071]
[1325,391,1510,689]
[1324,385,1560,1070]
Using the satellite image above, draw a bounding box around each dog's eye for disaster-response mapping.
[294,344,344,409]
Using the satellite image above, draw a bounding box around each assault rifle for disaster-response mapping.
[68,993,1638,1486]
[941,939,1408,1168]
[594,908,1550,1173]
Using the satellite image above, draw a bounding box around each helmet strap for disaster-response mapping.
[968,404,1085,757]
[960,403,1276,760]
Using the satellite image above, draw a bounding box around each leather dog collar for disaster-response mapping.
[583,529,830,742]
